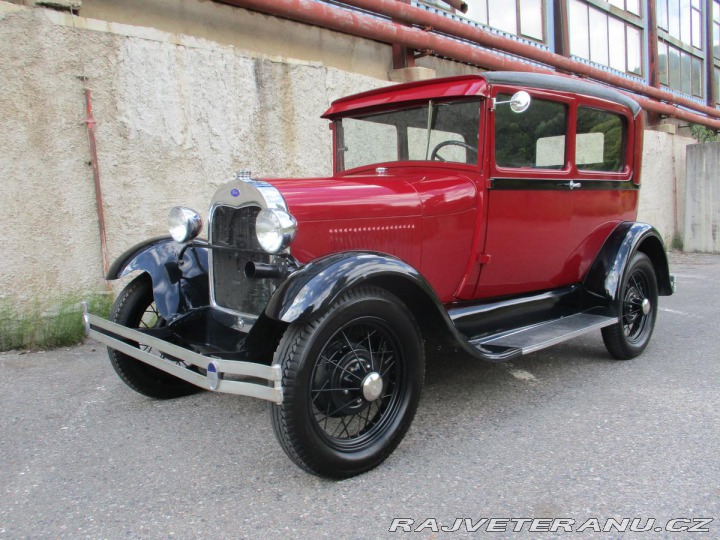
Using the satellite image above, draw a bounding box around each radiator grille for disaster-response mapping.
[210,205,277,316]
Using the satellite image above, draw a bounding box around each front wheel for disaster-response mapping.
[271,287,424,478]
[602,252,658,360]
[107,274,201,399]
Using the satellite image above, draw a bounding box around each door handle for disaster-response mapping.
[567,181,582,190]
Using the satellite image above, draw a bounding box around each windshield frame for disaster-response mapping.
[333,97,484,174]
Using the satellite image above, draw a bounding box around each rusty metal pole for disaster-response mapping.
[706,0,717,110]
[82,85,110,276]
[392,0,415,70]
[646,0,661,126]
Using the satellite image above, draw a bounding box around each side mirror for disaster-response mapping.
[493,90,532,113]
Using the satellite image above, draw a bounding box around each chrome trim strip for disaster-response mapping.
[84,312,283,403]
[489,177,639,191]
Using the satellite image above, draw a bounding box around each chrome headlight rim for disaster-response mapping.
[255,208,297,254]
[168,206,203,243]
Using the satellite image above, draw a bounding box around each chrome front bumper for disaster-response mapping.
[82,304,283,403]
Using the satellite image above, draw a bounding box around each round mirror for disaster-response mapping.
[510,91,531,113]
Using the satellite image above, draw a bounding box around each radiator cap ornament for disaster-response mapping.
[236,169,252,181]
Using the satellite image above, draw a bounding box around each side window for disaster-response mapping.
[494,94,567,169]
[576,107,626,172]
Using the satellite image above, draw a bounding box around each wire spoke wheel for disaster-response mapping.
[107,274,200,398]
[309,320,402,450]
[271,287,424,479]
[602,252,658,360]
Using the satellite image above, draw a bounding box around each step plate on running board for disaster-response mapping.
[476,314,618,355]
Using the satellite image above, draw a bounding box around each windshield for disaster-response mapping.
[336,99,481,172]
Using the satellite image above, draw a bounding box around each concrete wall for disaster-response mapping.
[0,0,696,327]
[637,130,696,246]
[0,2,387,316]
[684,142,720,253]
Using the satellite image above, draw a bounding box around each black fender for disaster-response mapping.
[264,251,516,362]
[584,222,673,308]
[107,237,209,320]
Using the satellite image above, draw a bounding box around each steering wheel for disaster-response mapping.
[430,140,478,162]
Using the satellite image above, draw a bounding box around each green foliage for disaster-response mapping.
[690,124,719,143]
[0,292,112,351]
[671,231,685,252]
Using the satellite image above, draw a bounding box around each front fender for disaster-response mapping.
[584,222,672,305]
[107,237,209,320]
[264,251,438,324]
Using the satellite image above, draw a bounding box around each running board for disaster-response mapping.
[471,313,617,356]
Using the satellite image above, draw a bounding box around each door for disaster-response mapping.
[474,90,575,299]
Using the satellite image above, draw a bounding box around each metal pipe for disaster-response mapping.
[82,86,111,276]
[217,0,720,129]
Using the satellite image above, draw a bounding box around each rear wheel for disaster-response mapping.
[108,274,200,398]
[271,287,424,478]
[602,252,658,360]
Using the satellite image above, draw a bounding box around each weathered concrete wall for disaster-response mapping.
[637,130,695,246]
[0,0,698,328]
[0,2,387,315]
[684,142,720,253]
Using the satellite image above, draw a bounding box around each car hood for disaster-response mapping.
[267,172,476,221]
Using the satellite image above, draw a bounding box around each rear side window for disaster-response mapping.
[494,95,567,169]
[576,107,626,172]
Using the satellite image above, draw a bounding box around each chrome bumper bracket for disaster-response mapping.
[82,304,283,403]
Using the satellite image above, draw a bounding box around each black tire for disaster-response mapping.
[271,286,424,478]
[108,274,200,399]
[602,252,658,360]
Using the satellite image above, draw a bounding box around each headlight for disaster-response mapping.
[256,208,297,254]
[168,206,203,243]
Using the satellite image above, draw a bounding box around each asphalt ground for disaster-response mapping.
[1,252,718,539]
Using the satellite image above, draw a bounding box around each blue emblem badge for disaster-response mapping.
[231,189,240,197]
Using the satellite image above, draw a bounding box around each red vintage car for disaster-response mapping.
[85,72,674,478]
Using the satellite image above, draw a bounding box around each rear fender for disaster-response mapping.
[584,222,673,307]
[107,237,209,320]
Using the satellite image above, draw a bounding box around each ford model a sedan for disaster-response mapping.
[85,72,674,478]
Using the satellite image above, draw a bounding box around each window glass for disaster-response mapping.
[494,95,567,169]
[569,0,590,59]
[609,17,626,72]
[668,46,681,90]
[519,0,543,40]
[338,100,480,171]
[589,7,609,66]
[715,67,720,104]
[658,0,669,30]
[658,41,669,85]
[691,8,701,48]
[465,2,487,26]
[681,52,692,95]
[626,0,640,15]
[626,26,642,74]
[408,128,465,162]
[576,108,625,172]
[668,0,681,38]
[341,120,397,171]
[691,56,702,97]
[488,0,517,34]
[680,0,692,44]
